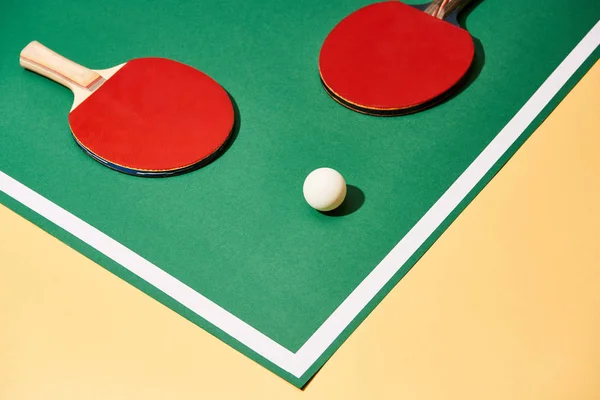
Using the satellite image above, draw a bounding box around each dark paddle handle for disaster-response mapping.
[424,0,474,20]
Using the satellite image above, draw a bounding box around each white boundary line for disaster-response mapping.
[0,170,298,372]
[0,21,598,380]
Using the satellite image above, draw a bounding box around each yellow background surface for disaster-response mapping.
[1,63,599,399]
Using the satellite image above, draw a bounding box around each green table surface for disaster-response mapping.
[1,0,598,387]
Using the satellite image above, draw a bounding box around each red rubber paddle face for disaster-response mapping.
[68,58,234,174]
[319,1,475,115]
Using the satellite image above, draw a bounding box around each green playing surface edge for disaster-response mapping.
[0,0,598,387]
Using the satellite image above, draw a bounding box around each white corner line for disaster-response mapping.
[290,20,600,377]
[0,21,598,381]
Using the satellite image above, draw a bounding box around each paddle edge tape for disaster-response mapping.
[319,60,473,117]
[69,122,237,177]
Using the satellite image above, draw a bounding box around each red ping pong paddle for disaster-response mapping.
[319,0,476,116]
[20,41,235,176]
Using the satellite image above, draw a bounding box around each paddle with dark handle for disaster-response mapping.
[319,0,476,116]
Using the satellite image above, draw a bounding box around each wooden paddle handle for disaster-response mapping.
[20,41,103,90]
[424,0,474,20]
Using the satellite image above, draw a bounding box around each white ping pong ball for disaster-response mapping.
[303,168,347,212]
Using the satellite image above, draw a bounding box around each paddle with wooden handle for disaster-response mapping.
[20,41,235,176]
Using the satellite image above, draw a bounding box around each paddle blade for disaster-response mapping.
[69,57,234,174]
[319,1,475,114]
